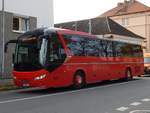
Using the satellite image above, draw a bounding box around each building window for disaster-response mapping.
[13,17,29,32]
[13,17,19,31]
[122,18,129,26]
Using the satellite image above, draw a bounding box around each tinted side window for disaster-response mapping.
[100,40,107,57]
[133,45,143,57]
[114,42,123,57]
[99,40,113,57]
[113,41,143,57]
[64,35,100,57]
[106,41,113,57]
[114,42,132,57]
[63,35,85,56]
[84,38,99,57]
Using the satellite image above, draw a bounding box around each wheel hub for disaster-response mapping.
[76,75,82,84]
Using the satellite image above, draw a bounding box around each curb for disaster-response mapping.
[0,85,18,91]
[0,79,18,91]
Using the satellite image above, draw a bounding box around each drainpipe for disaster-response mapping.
[89,19,92,34]
[1,0,5,76]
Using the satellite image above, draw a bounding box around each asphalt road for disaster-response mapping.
[1,76,150,113]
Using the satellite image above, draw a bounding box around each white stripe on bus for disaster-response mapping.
[64,62,143,65]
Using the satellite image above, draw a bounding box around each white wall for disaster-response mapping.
[0,0,54,27]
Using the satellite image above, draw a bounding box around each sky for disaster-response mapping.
[0,0,54,27]
[54,0,150,24]
[0,0,150,26]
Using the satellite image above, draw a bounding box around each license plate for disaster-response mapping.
[22,80,29,87]
[23,83,29,87]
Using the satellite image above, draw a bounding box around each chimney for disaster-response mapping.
[130,0,135,3]
[117,0,134,7]
[124,0,128,3]
[118,2,124,6]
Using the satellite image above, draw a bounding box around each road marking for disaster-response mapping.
[130,110,150,113]
[116,107,129,111]
[141,98,150,102]
[0,80,139,104]
[130,102,141,106]
[140,77,150,80]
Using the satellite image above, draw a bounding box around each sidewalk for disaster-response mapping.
[0,78,14,86]
[0,78,17,91]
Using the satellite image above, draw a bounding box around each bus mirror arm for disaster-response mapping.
[5,40,18,53]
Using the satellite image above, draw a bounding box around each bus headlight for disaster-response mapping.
[13,76,16,80]
[34,74,47,80]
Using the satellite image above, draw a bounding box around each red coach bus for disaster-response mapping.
[5,28,144,88]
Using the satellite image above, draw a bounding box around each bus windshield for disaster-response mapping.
[14,38,43,71]
[14,33,67,72]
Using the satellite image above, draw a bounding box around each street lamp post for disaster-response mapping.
[72,21,77,31]
[1,0,5,76]
[89,19,92,34]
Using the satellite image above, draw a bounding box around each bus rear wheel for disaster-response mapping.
[125,69,132,81]
[73,71,85,89]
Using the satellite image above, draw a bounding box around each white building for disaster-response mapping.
[0,0,54,76]
[0,0,54,27]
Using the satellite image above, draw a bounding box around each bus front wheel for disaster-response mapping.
[73,71,85,89]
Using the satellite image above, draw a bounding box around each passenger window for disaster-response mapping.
[84,38,99,57]
[100,40,114,57]
[63,35,85,56]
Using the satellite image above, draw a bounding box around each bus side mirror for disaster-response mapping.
[5,45,8,53]
[5,40,18,53]
[5,42,9,53]
[12,53,15,64]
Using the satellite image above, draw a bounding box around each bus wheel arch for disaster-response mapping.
[125,67,133,80]
[73,70,86,88]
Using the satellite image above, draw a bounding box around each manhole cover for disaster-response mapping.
[130,110,150,113]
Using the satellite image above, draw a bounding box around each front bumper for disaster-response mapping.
[14,78,48,88]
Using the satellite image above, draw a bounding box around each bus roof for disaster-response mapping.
[18,28,46,39]
[50,27,96,37]
[17,27,142,44]
[18,27,97,40]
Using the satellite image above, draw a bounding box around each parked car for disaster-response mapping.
[144,53,150,74]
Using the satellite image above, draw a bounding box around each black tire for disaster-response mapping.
[125,69,132,81]
[73,71,85,89]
